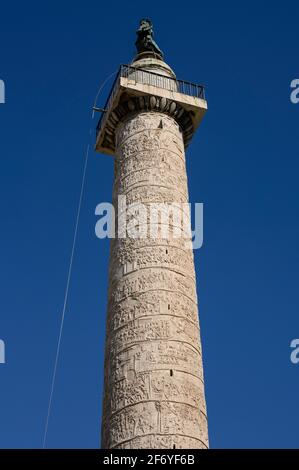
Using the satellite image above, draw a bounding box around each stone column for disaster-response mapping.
[101,108,208,449]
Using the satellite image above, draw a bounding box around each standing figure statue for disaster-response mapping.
[135,19,164,59]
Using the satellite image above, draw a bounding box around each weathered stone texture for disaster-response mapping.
[101,112,208,449]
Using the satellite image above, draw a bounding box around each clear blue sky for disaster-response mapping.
[0,0,299,449]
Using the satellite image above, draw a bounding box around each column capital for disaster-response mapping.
[95,65,207,156]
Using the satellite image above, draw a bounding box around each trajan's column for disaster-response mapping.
[95,19,208,449]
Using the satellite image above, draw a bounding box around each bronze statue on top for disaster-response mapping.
[135,19,164,59]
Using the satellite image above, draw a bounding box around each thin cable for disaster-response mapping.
[92,70,118,119]
[42,68,117,448]
[42,140,90,449]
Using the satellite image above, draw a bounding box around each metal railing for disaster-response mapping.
[96,64,205,134]
[121,64,205,99]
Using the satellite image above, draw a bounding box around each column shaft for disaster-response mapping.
[101,111,208,449]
